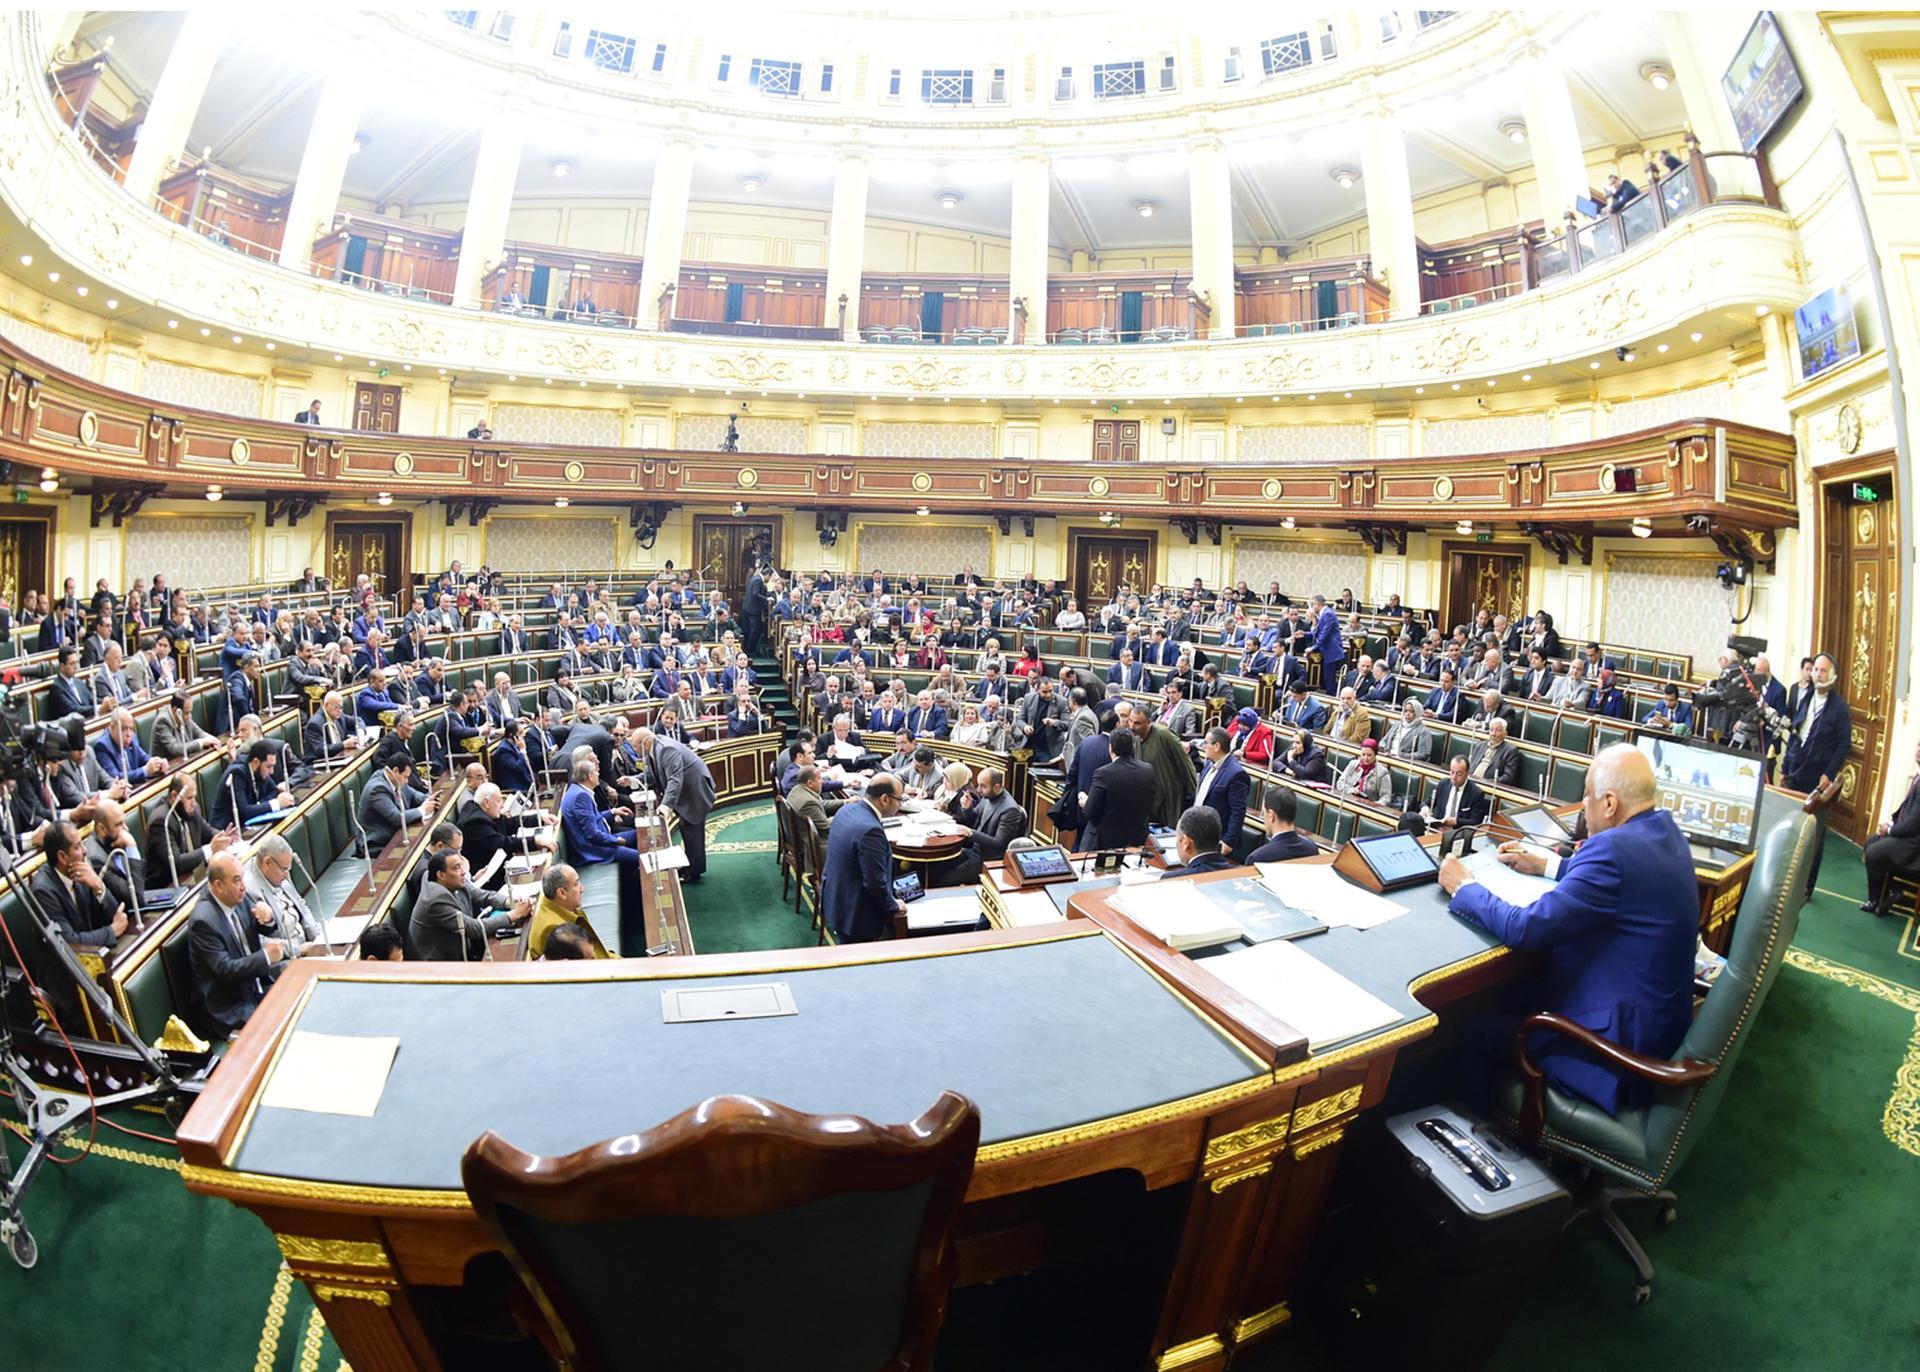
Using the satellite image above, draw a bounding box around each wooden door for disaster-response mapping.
[327,515,410,609]
[692,517,780,609]
[0,511,53,607]
[1071,534,1153,607]
[1816,463,1898,841]
[1441,543,1528,634]
[1092,420,1141,462]
[353,383,403,434]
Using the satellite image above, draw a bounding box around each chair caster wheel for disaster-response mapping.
[163,1097,188,1130]
[1657,1202,1677,1228]
[1631,1282,1651,1307]
[6,1225,36,1269]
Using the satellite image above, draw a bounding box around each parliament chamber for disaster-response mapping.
[0,7,1917,1371]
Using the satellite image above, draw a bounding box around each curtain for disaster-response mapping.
[725,282,746,322]
[920,291,945,339]
[1120,290,1143,342]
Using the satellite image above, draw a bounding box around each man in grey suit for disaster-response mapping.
[634,727,717,883]
[408,850,528,960]
[151,691,219,762]
[244,833,325,964]
[1061,688,1101,768]
[1466,717,1522,788]
[1015,675,1070,761]
[1153,680,1200,739]
[358,754,428,855]
[785,763,844,848]
[84,798,148,912]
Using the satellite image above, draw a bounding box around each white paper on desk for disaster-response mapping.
[1202,940,1402,1051]
[907,896,982,930]
[1460,846,1558,907]
[638,845,690,873]
[1118,866,1165,886]
[259,1031,399,1117]
[322,914,371,945]
[998,889,1067,927]
[829,740,864,761]
[1255,863,1408,931]
[1109,883,1242,951]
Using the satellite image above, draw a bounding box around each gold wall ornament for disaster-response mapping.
[1599,463,1617,493]
[1261,478,1282,501]
[230,437,251,465]
[706,351,792,387]
[77,409,98,448]
[885,358,968,392]
[1065,360,1146,393]
[1204,1111,1293,1164]
[1292,1127,1346,1160]
[392,452,416,477]
[1231,1301,1293,1343]
[737,467,759,489]
[1089,476,1111,497]
[1433,474,1454,502]
[374,315,447,359]
[563,460,584,484]
[1851,573,1874,699]
[1856,507,1876,545]
[911,471,933,492]
[1411,326,1487,376]
[1208,1161,1273,1193]
[1837,403,1863,454]
[275,1235,391,1270]
[538,339,615,376]
[1245,349,1317,389]
[312,1284,392,1307]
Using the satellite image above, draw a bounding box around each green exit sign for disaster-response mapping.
[1853,483,1881,503]
[1476,532,1492,544]
[12,489,27,504]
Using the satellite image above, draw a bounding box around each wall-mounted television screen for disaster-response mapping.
[1722,12,1805,154]
[1795,285,1861,382]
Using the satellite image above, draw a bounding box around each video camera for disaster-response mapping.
[0,692,83,786]
[1690,634,1779,754]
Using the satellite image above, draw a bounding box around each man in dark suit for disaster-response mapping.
[1440,744,1697,1114]
[1168,805,1236,878]
[187,851,285,1037]
[1082,727,1155,851]
[635,727,717,883]
[1193,728,1249,855]
[304,692,360,765]
[1428,755,1490,830]
[1782,654,1851,795]
[493,720,537,796]
[358,754,426,853]
[743,564,769,658]
[29,821,130,1028]
[957,767,1026,863]
[213,742,287,830]
[1864,739,1920,914]
[1308,594,1344,691]
[1467,718,1521,788]
[409,851,528,960]
[47,647,95,719]
[822,773,906,944]
[1248,789,1319,862]
[293,400,323,425]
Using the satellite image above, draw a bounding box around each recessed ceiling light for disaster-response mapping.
[1342,391,1352,398]
[1455,520,1474,535]
[349,136,366,155]
[915,505,930,517]
[231,334,242,344]
[104,298,116,309]
[403,363,412,371]
[1521,373,1532,381]
[1755,304,1770,317]
[366,359,375,366]
[1281,517,1296,530]
[17,255,29,266]
[1306,394,1316,401]
[1690,331,1703,342]
[265,341,275,351]
[1451,383,1461,390]
[1331,167,1359,189]
[38,477,57,493]
[1499,119,1527,144]
[205,485,224,502]
[1590,360,1601,369]
[1486,379,1496,386]
[74,286,87,297]
[1235,397,1244,403]
[1640,62,1673,92]
[1415,386,1425,394]
[167,319,178,328]
[1656,343,1669,353]
[554,496,570,507]
[544,378,552,384]
[936,190,963,210]
[551,160,572,178]
[1134,200,1156,218]
[738,173,764,193]
[375,491,392,505]
[200,327,211,336]
[333,353,343,361]
[437,367,445,374]
[46,271,58,283]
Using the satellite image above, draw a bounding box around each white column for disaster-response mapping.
[1654,14,1743,152]
[123,11,227,203]
[450,109,526,310]
[824,147,871,340]
[1186,133,1236,338]
[637,134,697,331]
[42,11,85,63]
[278,72,368,272]
[1009,144,1051,343]
[1518,49,1592,223]
[1359,106,1421,321]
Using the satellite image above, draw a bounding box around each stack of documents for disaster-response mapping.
[1109,883,1243,951]
[1254,863,1409,931]
[1458,845,1559,907]
[1202,940,1402,1051]
[638,845,690,874]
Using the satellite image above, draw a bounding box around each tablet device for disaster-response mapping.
[1347,832,1439,891]
[1503,804,1573,843]
[1008,845,1074,882]
[891,873,925,903]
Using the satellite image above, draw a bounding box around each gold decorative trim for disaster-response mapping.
[1231,1300,1293,1343]
[1089,475,1111,497]
[312,1284,392,1307]
[77,409,98,447]
[1155,1334,1226,1370]
[1407,944,1509,995]
[230,436,251,465]
[911,471,933,492]
[1293,1084,1363,1131]
[1205,1111,1292,1164]
[1783,947,1920,1158]
[1260,478,1281,501]
[737,467,758,488]
[1433,474,1454,501]
[563,459,583,483]
[1208,1160,1273,1193]
[274,1235,391,1270]
[977,1071,1279,1165]
[393,451,416,477]
[153,1014,209,1054]
[1598,462,1617,493]
[1292,1127,1346,1160]
[180,1163,478,1210]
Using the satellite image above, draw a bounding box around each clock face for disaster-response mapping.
[1837,403,1862,454]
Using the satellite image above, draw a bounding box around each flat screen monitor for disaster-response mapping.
[1349,832,1439,891]
[1636,736,1766,854]
[1794,285,1861,382]
[1722,12,1805,153]
[1008,844,1074,882]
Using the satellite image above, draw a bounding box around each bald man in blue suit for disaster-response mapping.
[1438,744,1698,1115]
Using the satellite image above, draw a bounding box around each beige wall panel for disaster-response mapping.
[565,206,632,253]
[864,224,913,271]
[505,206,564,244]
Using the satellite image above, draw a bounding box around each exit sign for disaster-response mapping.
[1853,483,1881,503]
[1476,532,1492,544]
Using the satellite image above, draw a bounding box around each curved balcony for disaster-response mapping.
[6,16,1803,406]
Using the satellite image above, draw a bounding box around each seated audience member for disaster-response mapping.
[1273,728,1329,785]
[158,773,234,887]
[152,689,219,761]
[357,753,426,853]
[408,850,528,960]
[304,691,360,764]
[1334,737,1394,806]
[187,851,284,1037]
[30,820,131,1025]
[526,862,610,959]
[1427,755,1490,829]
[1583,667,1627,718]
[1326,687,1372,745]
[243,833,326,963]
[1641,683,1694,735]
[358,922,406,962]
[1248,788,1319,863]
[543,922,597,960]
[785,763,845,848]
[94,707,166,785]
[1381,699,1434,763]
[1167,805,1235,878]
[1467,718,1521,788]
[214,741,290,830]
[1278,679,1327,732]
[932,761,975,817]
[899,745,945,799]
[1863,740,1920,915]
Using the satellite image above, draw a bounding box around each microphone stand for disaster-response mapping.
[345,790,379,890]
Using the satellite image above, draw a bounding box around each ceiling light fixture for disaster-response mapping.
[375,491,393,506]
[74,286,87,297]
[1415,386,1425,394]
[1755,304,1771,317]
[200,327,211,336]
[1499,119,1527,144]
[1455,520,1474,536]
[915,505,930,517]
[1631,517,1653,539]
[554,497,570,507]
[46,271,58,283]
[1134,200,1156,218]
[167,319,178,329]
[1656,343,1669,353]
[551,159,572,178]
[205,485,224,502]
[738,173,765,193]
[1690,331,1704,342]
[104,298,117,309]
[17,255,29,266]
[1521,372,1532,381]
[1281,516,1296,530]
[231,334,242,344]
[38,477,58,493]
[1640,62,1674,92]
[1589,360,1601,369]
[265,341,275,351]
[935,189,963,210]
[1331,167,1360,189]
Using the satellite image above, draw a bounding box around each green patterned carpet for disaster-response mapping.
[2,823,1914,1369]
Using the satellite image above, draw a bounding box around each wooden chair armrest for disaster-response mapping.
[1510,1011,1715,1149]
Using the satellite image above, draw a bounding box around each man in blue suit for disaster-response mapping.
[1279,680,1327,732]
[1308,593,1344,691]
[1438,744,1697,1115]
[1193,728,1248,855]
[821,773,906,943]
[493,719,536,796]
[1781,652,1850,794]
[559,753,639,869]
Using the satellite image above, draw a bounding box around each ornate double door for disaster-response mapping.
[1074,535,1152,607]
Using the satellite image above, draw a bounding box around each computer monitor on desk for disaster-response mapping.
[1636,735,1765,854]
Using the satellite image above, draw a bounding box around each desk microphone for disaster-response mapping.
[226,770,246,832]
[345,793,380,889]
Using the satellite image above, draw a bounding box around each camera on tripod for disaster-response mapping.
[1691,634,1777,754]
[0,704,82,786]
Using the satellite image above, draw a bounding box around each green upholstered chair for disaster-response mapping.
[463,1091,980,1372]
[1493,806,1818,1304]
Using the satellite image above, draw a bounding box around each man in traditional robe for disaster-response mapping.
[1128,705,1195,829]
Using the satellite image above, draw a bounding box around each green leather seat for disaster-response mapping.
[1557,717,1593,754]
[1493,806,1817,1303]
[1549,758,1588,803]
[1521,708,1555,746]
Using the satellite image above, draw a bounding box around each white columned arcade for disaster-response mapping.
[1519,48,1593,223]
[1359,105,1421,321]
[1009,141,1051,343]
[824,143,871,340]
[1186,132,1236,338]
[449,106,526,310]
[123,11,227,203]
[637,133,698,331]
[278,70,368,273]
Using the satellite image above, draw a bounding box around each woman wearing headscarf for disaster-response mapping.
[1334,736,1393,805]
[1274,727,1329,785]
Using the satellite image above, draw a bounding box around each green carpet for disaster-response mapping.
[1,826,1913,1369]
